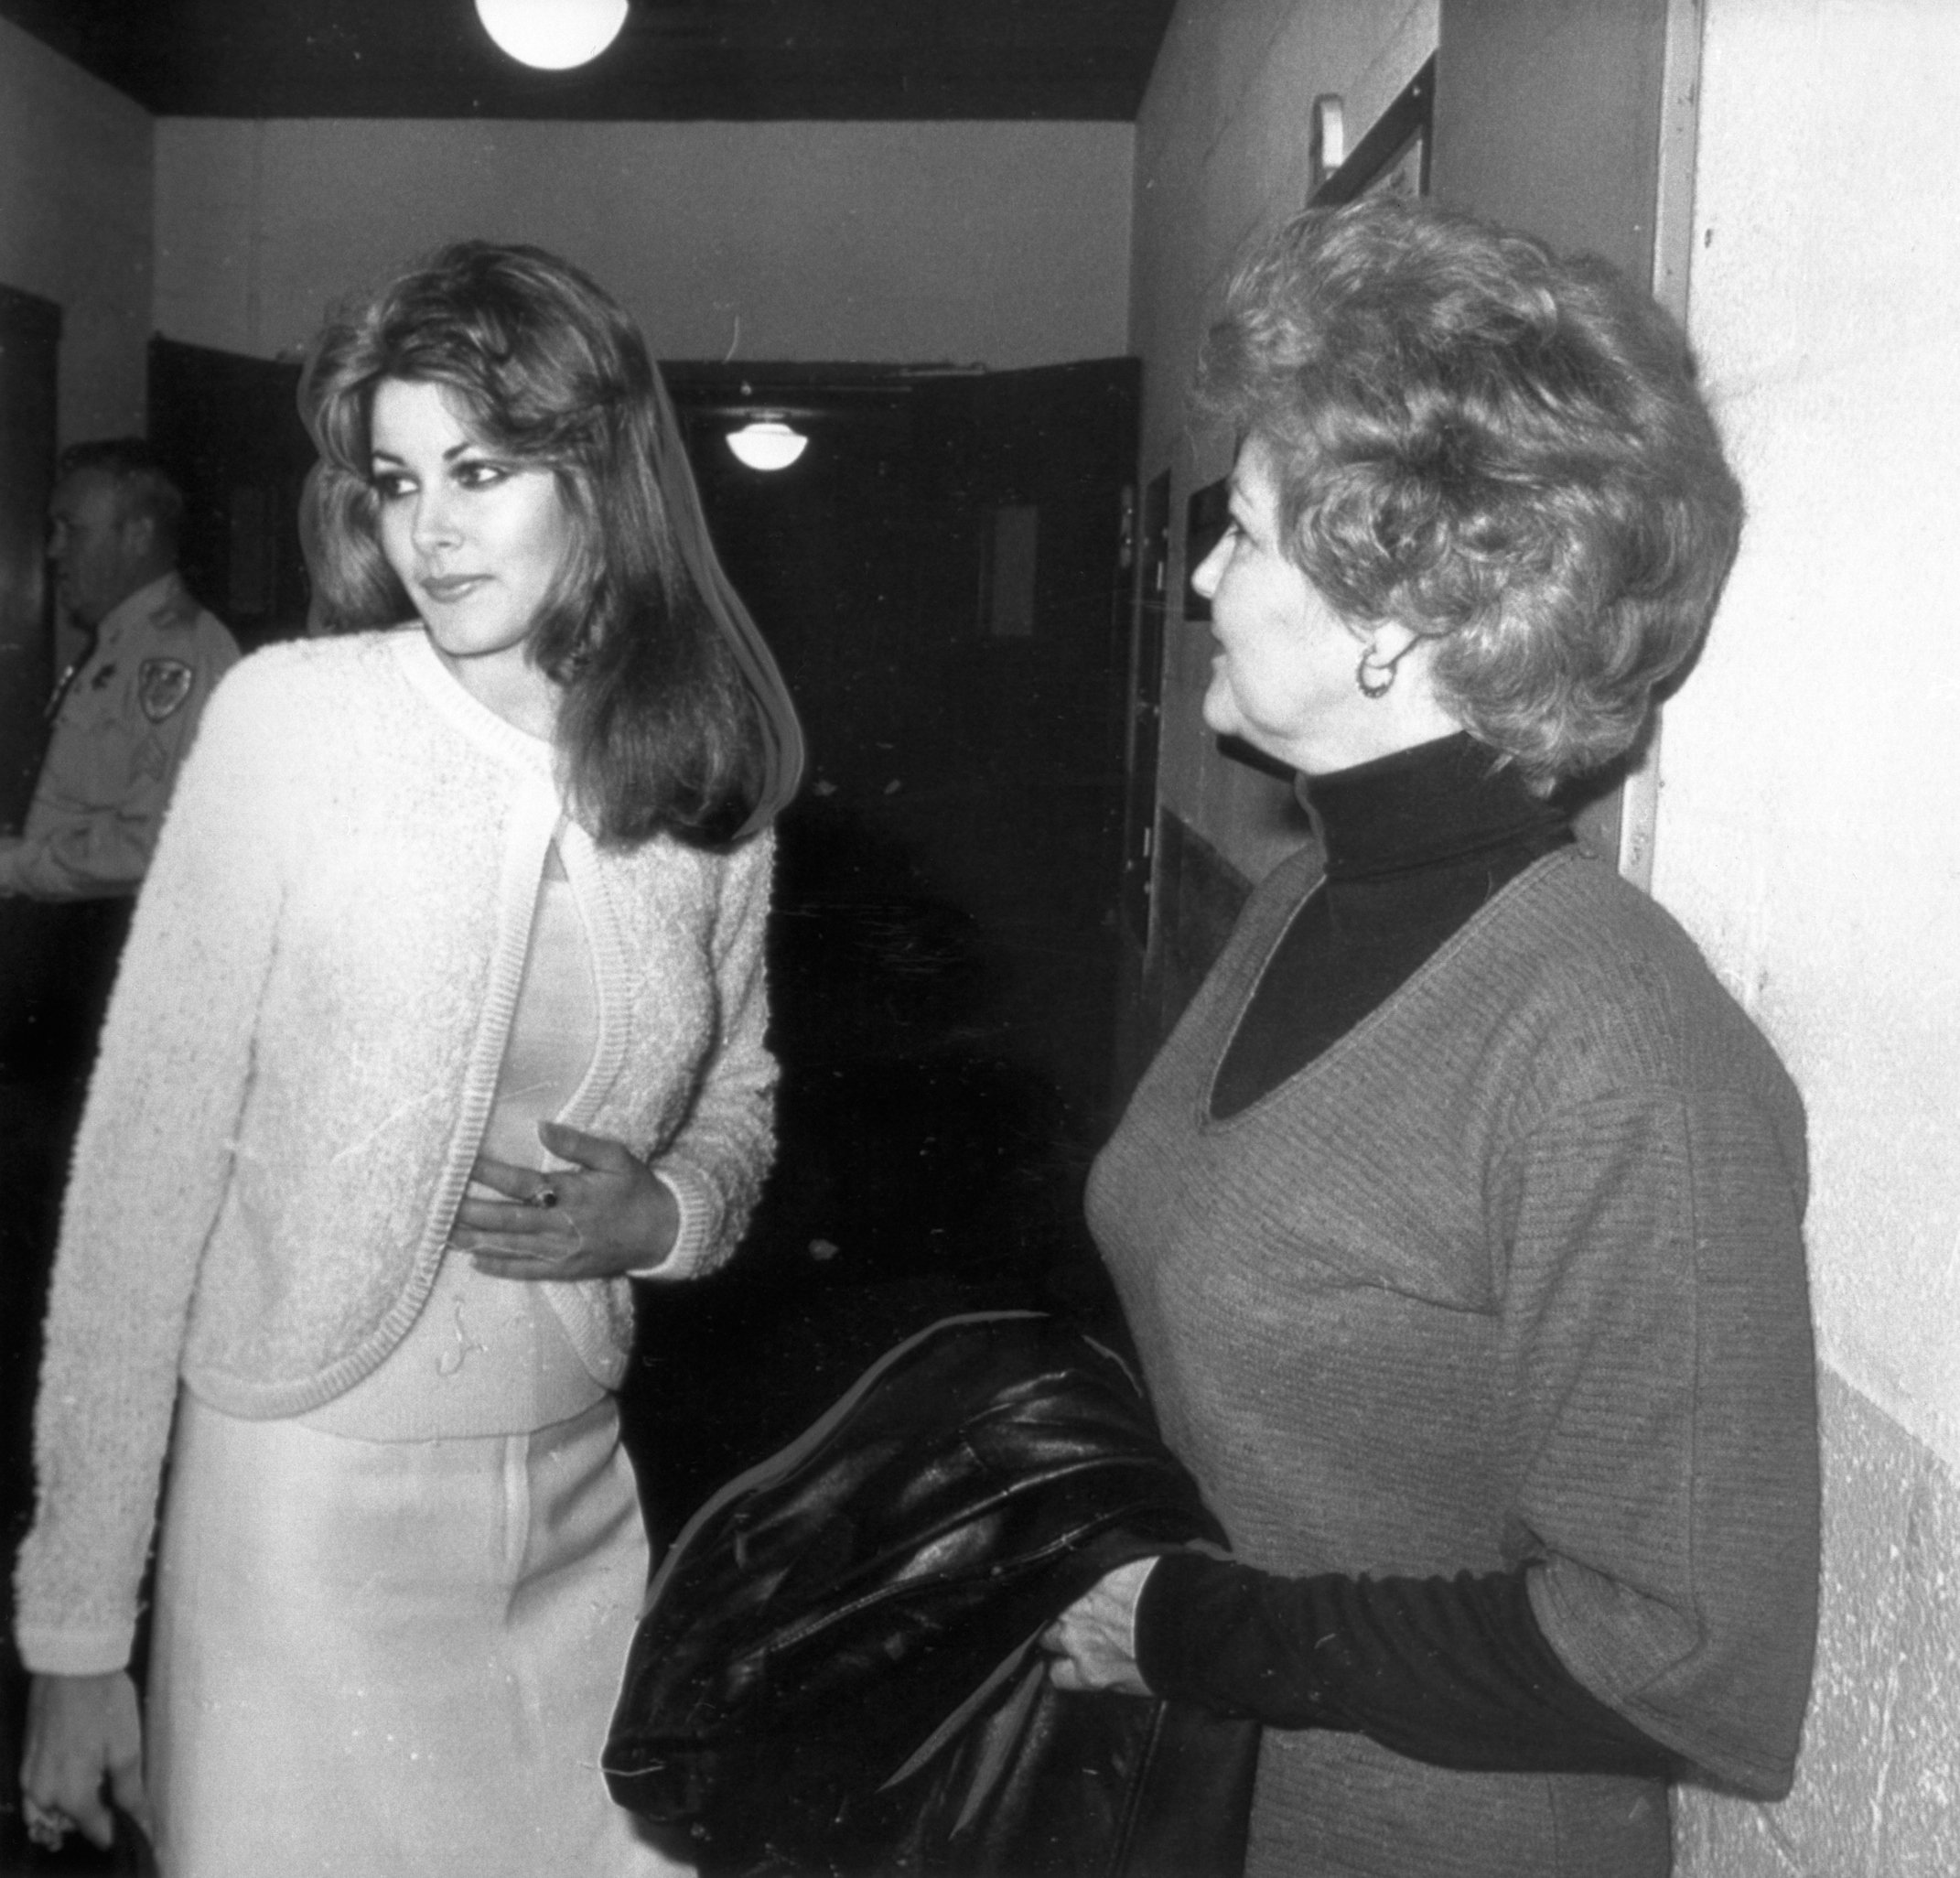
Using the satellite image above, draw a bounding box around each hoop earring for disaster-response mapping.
[1355,646,1398,699]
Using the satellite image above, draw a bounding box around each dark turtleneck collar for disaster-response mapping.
[1301,731,1568,881]
[1211,731,1573,1120]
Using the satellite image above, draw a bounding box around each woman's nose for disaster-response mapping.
[411,489,460,555]
[1191,534,1226,601]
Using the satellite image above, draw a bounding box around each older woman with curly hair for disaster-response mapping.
[1045,198,1819,1877]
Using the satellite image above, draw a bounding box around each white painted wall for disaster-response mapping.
[1660,0,1960,1481]
[0,15,153,441]
[153,119,1135,372]
[1130,0,1437,882]
[1661,2,1960,1868]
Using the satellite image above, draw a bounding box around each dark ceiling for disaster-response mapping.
[0,0,1179,121]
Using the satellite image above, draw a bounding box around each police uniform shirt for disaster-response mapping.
[0,571,241,900]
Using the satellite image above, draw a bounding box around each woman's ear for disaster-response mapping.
[1362,619,1425,670]
[1355,618,1462,744]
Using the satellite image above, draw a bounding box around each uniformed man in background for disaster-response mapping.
[3,438,238,900]
[0,454,235,1853]
[0,439,239,1075]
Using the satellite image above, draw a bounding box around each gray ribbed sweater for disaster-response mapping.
[1087,846,1818,1878]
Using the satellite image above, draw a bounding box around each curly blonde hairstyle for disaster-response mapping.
[1199,197,1743,786]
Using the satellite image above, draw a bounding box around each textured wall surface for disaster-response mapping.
[1655,0,1960,1870]
[1128,0,1436,882]
[152,119,1135,374]
[0,16,153,441]
[1674,1375,1958,1875]
[1658,0,1960,1477]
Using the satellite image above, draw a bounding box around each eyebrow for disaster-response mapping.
[368,441,478,466]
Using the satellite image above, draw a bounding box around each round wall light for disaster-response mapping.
[726,420,810,472]
[475,0,629,71]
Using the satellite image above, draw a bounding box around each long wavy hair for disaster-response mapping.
[301,242,801,847]
[1198,197,1744,787]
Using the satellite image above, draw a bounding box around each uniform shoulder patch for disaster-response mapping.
[138,658,195,722]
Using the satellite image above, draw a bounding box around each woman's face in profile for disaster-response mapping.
[369,376,573,702]
[1190,438,1371,772]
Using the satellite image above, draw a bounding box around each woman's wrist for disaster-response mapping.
[627,1171,686,1275]
[1132,1546,1212,1699]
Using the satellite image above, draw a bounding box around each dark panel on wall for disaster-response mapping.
[1110,808,1255,1108]
[1120,468,1170,952]
[148,338,316,653]
[0,286,60,828]
[1154,811,1251,1045]
[1431,0,1670,288]
[1431,0,1677,864]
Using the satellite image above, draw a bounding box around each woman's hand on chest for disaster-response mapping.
[453,1119,680,1279]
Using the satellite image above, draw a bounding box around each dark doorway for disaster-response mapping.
[668,360,1136,1138]
[627,360,1140,1529]
[148,336,314,651]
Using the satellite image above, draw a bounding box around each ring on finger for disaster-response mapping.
[23,1799,70,1848]
[530,1182,559,1209]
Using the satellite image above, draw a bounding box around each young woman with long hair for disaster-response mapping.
[16,241,801,1875]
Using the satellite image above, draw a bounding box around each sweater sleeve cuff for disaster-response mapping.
[15,1621,135,1678]
[631,1165,711,1279]
[1135,1548,1246,1707]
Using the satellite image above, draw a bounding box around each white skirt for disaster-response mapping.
[147,1391,689,1877]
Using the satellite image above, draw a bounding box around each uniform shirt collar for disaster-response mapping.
[94,569,185,641]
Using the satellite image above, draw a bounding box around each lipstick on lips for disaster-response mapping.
[419,573,486,604]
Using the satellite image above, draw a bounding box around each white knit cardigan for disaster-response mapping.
[16,629,778,1674]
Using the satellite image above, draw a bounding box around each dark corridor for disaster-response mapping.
[624,360,1142,1535]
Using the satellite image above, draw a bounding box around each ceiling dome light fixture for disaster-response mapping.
[726,419,810,472]
[474,0,629,71]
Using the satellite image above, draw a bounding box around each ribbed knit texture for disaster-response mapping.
[1087,846,1819,1878]
[16,629,777,1674]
